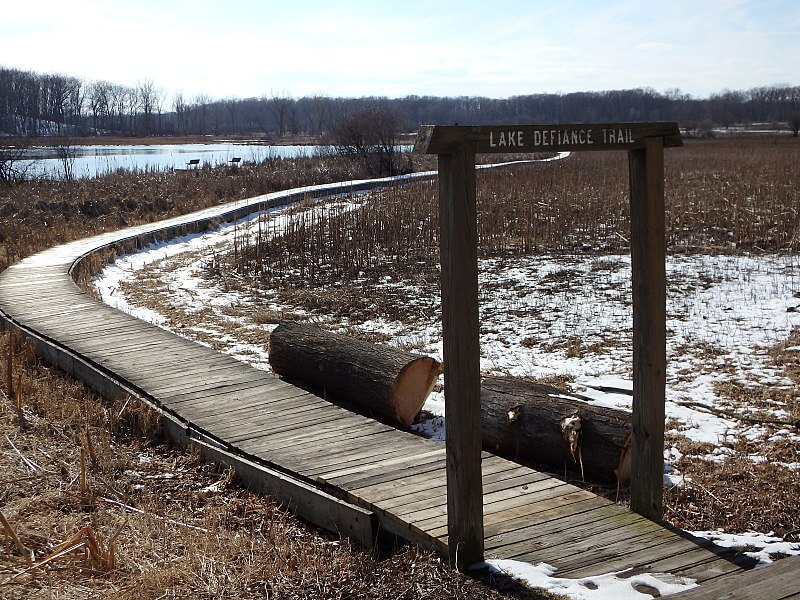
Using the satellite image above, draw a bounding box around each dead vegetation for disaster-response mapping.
[0,154,564,598]
[664,432,799,540]
[0,153,388,273]
[0,331,560,599]
[217,138,799,307]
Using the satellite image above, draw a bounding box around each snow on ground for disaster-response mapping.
[687,530,800,565]
[481,560,698,599]
[99,226,800,450]
[93,170,800,594]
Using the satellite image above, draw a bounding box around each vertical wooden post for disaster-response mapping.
[628,136,667,520]
[438,142,484,569]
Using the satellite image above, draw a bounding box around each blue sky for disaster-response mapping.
[2,0,798,101]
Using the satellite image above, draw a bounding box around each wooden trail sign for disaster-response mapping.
[414,122,682,570]
[415,122,682,154]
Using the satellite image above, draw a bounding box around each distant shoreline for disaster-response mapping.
[0,134,326,148]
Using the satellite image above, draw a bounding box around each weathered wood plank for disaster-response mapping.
[157,376,281,405]
[438,141,483,568]
[628,136,667,520]
[331,454,451,491]
[627,545,757,584]
[238,420,395,456]
[431,489,605,540]
[519,519,676,566]
[164,378,300,408]
[216,408,356,444]
[301,438,439,478]
[481,497,617,541]
[316,448,446,482]
[488,509,652,557]
[670,559,799,599]
[349,454,510,498]
[557,535,705,578]
[180,391,326,422]
[419,483,588,536]
[394,471,559,520]
[366,462,536,510]
[278,432,412,468]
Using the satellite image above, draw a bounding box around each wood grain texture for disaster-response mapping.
[438,142,484,568]
[669,557,800,599]
[628,136,667,520]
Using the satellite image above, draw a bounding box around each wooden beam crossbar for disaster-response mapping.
[417,122,680,569]
[414,122,682,154]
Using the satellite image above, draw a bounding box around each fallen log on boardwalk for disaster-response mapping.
[268,322,442,427]
[481,377,631,484]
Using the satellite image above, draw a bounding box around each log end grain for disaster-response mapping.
[392,357,443,426]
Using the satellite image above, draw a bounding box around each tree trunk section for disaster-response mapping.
[481,377,631,484]
[268,322,442,427]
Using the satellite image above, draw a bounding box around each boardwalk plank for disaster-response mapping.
[238,420,395,455]
[365,461,533,509]
[670,556,798,598]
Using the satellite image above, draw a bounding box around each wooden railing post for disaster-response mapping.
[628,136,667,520]
[438,142,484,569]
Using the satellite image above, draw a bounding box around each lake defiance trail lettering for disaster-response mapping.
[488,127,636,149]
[414,122,681,154]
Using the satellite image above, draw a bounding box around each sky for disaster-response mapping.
[2,0,799,103]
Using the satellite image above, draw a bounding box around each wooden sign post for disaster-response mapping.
[414,123,682,569]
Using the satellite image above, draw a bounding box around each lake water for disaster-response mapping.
[17,143,326,179]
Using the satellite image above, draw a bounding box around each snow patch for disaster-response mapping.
[480,559,698,599]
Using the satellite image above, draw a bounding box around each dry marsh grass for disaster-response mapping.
[0,331,556,599]
[0,154,372,273]
[0,155,561,597]
[664,432,799,540]
[224,137,799,299]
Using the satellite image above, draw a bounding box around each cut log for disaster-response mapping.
[268,322,442,427]
[481,377,631,484]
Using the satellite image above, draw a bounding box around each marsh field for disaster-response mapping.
[1,134,799,598]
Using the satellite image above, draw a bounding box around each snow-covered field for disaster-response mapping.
[94,177,800,597]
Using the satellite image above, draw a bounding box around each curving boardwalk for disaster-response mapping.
[2,171,796,596]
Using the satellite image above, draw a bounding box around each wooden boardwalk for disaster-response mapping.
[2,177,797,597]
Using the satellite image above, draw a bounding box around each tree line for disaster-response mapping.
[1,65,799,138]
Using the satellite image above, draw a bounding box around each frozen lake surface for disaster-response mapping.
[18,143,325,179]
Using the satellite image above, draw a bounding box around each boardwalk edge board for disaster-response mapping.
[188,437,377,549]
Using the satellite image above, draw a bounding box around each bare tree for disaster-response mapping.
[268,95,293,137]
[173,91,187,135]
[137,79,162,136]
[789,111,800,137]
[87,80,109,135]
[189,93,211,135]
[309,95,332,135]
[225,99,239,135]
[329,103,405,176]
[0,143,30,185]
